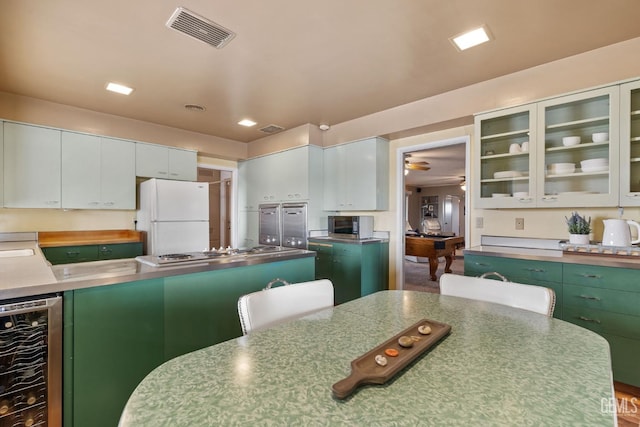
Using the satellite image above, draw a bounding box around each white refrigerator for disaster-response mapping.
[137,178,210,255]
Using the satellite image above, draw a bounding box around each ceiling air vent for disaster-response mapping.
[259,124,285,134]
[166,7,236,49]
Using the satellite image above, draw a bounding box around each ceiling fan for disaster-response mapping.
[404,154,430,171]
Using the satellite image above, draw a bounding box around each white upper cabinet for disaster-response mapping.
[136,143,197,181]
[536,86,619,208]
[474,85,620,208]
[168,148,197,181]
[323,137,389,211]
[619,80,640,206]
[3,122,61,208]
[240,146,322,208]
[474,104,537,209]
[61,132,135,209]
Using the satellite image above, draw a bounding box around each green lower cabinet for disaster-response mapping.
[43,242,142,264]
[64,278,164,427]
[309,240,389,305]
[465,253,640,387]
[464,254,563,319]
[43,245,98,264]
[163,257,315,359]
[63,257,315,427]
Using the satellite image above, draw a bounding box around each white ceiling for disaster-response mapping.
[2,0,640,144]
[404,144,466,187]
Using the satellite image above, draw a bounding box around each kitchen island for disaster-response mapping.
[119,291,616,426]
[0,233,317,427]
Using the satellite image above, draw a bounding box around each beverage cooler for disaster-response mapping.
[0,295,62,427]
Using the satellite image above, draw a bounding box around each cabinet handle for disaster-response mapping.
[45,201,59,205]
[541,196,558,203]
[474,262,490,267]
[103,201,115,206]
[66,251,80,257]
[577,316,601,324]
[625,193,640,198]
[525,268,545,273]
[580,274,602,279]
[88,201,100,205]
[158,171,168,175]
[578,295,601,301]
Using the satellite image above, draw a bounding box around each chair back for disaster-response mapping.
[237,279,334,334]
[439,273,555,316]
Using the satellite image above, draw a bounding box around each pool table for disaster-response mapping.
[405,235,464,280]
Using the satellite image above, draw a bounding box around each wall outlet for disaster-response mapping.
[476,217,484,228]
[515,218,524,230]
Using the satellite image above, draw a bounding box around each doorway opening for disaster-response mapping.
[396,136,470,290]
[197,167,233,250]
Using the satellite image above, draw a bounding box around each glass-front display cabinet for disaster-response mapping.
[620,80,640,206]
[536,86,619,208]
[473,104,537,208]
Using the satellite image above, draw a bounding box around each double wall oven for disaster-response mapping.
[258,203,308,249]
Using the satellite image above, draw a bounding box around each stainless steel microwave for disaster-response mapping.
[328,215,374,239]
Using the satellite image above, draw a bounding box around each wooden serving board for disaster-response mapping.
[332,318,451,399]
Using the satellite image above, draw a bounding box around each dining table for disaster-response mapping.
[118,290,616,426]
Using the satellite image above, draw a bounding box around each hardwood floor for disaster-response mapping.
[615,381,640,426]
[403,261,640,426]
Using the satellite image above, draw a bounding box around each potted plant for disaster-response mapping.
[565,211,591,244]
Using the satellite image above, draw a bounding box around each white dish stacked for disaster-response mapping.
[548,163,575,175]
[580,158,608,172]
[493,170,523,179]
[491,193,510,198]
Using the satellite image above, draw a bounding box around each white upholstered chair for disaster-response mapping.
[439,273,556,316]
[237,279,334,335]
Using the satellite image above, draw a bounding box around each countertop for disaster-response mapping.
[119,291,615,426]
[0,245,316,300]
[308,237,388,244]
[465,244,640,269]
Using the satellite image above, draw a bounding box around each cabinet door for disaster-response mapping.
[41,245,99,264]
[101,138,135,209]
[536,86,619,207]
[323,145,342,210]
[324,138,389,211]
[168,147,197,181]
[619,79,640,206]
[474,104,537,208]
[4,122,61,208]
[276,147,309,201]
[135,143,169,178]
[331,243,362,304]
[308,242,333,280]
[66,279,165,427]
[97,243,143,260]
[61,132,101,209]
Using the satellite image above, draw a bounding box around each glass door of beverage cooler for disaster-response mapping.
[0,295,62,427]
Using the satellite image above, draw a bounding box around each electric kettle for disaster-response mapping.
[602,218,640,246]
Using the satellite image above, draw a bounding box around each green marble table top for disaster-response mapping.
[119,290,615,426]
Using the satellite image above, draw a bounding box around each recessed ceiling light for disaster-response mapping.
[450,26,491,51]
[106,82,134,95]
[238,119,257,127]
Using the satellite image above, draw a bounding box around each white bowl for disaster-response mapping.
[562,136,581,146]
[592,132,609,143]
[513,192,529,198]
[493,170,522,179]
[491,193,510,198]
[580,158,609,172]
[548,163,575,174]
